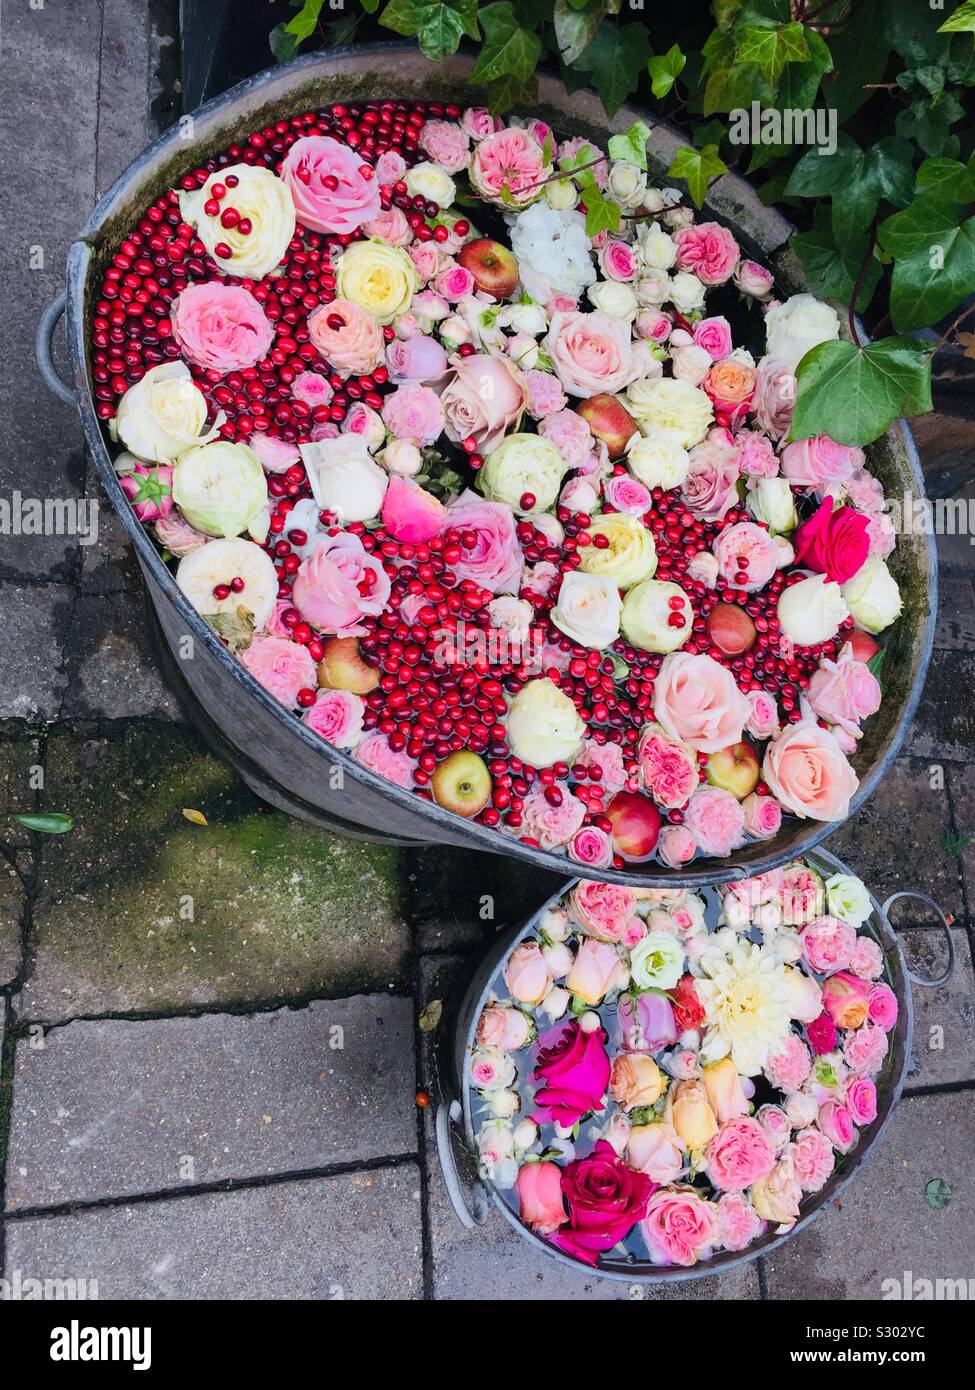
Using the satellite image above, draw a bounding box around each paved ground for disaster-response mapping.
[0,0,973,1301]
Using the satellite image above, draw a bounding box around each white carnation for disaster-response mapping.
[509,204,597,303]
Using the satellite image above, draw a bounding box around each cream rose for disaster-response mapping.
[180,164,296,280]
[112,361,222,463]
[627,430,690,490]
[404,160,457,208]
[636,222,678,270]
[746,477,797,534]
[621,579,693,653]
[579,512,657,588]
[588,280,638,321]
[625,377,713,448]
[299,435,388,523]
[506,677,586,768]
[668,271,707,315]
[841,555,902,633]
[764,293,841,371]
[334,239,420,324]
[478,433,567,515]
[551,572,622,649]
[777,574,849,646]
[172,440,268,538]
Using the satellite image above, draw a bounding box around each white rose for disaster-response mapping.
[487,1088,521,1119]
[588,279,638,320]
[507,331,539,370]
[172,441,268,538]
[636,222,677,270]
[764,293,841,371]
[381,439,423,476]
[607,161,648,209]
[782,967,822,1024]
[541,986,571,1022]
[841,554,902,633]
[625,377,713,448]
[747,477,798,533]
[498,301,548,336]
[777,573,849,646]
[506,677,586,767]
[635,269,672,306]
[513,1118,539,1150]
[487,595,533,644]
[627,429,690,490]
[544,178,579,211]
[476,1118,515,1167]
[671,343,712,386]
[470,1047,516,1094]
[438,314,472,347]
[825,872,872,927]
[405,160,456,209]
[551,572,622,649]
[668,271,707,315]
[180,163,296,280]
[300,435,388,523]
[112,361,222,463]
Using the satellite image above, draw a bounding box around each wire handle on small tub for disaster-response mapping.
[36,292,75,406]
[882,890,956,988]
[436,1101,489,1230]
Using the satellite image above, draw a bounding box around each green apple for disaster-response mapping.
[706,741,760,800]
[431,751,493,817]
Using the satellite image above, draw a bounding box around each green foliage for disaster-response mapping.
[667,144,728,209]
[790,339,933,447]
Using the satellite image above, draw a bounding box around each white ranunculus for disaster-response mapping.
[479,433,567,514]
[300,435,388,523]
[405,160,457,209]
[636,221,678,270]
[668,271,707,315]
[506,677,586,767]
[764,293,841,371]
[588,279,638,320]
[747,477,798,534]
[777,573,849,646]
[550,572,622,649]
[607,161,648,209]
[544,178,579,211]
[825,872,872,927]
[625,377,713,448]
[172,440,268,538]
[180,163,296,280]
[841,554,902,633]
[113,361,222,463]
[626,429,690,490]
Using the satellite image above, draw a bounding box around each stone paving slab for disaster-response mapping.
[408,845,566,953]
[3,1166,423,1300]
[901,928,975,1089]
[61,592,181,722]
[820,759,963,921]
[0,862,25,990]
[19,725,410,1019]
[936,578,975,652]
[0,585,72,721]
[763,1092,974,1300]
[946,763,975,918]
[906,650,975,765]
[5,997,416,1211]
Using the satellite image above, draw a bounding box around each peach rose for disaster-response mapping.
[627,1122,685,1184]
[439,353,528,451]
[565,938,623,1007]
[516,1160,566,1235]
[307,299,384,378]
[504,941,552,1006]
[610,1054,664,1111]
[653,651,752,753]
[763,721,859,821]
[545,310,640,397]
[703,359,756,415]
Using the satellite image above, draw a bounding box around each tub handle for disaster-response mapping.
[36,292,75,407]
[436,1101,489,1230]
[882,890,956,989]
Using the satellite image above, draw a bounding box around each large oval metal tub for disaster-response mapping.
[43,43,937,885]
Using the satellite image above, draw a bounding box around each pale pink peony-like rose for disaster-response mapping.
[641,1188,716,1267]
[578,738,628,793]
[470,126,548,206]
[523,370,567,420]
[170,283,274,375]
[742,792,782,840]
[544,310,640,397]
[291,371,334,408]
[736,430,779,478]
[843,1021,888,1075]
[806,651,882,744]
[521,787,586,848]
[354,730,417,789]
[844,1074,878,1126]
[374,149,407,185]
[538,409,595,466]
[380,383,444,446]
[281,135,380,234]
[673,222,740,285]
[657,823,698,868]
[681,439,741,522]
[685,785,747,857]
[780,434,864,489]
[713,521,781,592]
[569,881,635,944]
[292,531,391,637]
[307,299,384,378]
[763,722,859,822]
[849,936,884,981]
[302,688,364,749]
[764,1033,812,1093]
[818,1099,855,1152]
[790,1128,835,1191]
[801,916,858,975]
[638,725,698,809]
[439,353,528,451]
[604,473,652,515]
[653,651,752,753]
[714,1191,766,1251]
[417,119,472,173]
[240,635,316,707]
[477,1003,532,1051]
[745,688,780,741]
[567,826,614,869]
[461,107,504,141]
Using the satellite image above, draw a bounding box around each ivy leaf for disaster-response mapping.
[773,26,833,111]
[607,119,652,171]
[792,212,882,305]
[879,197,975,332]
[484,69,538,116]
[12,813,74,835]
[666,143,728,209]
[736,21,809,84]
[647,43,687,100]
[471,1,541,83]
[380,0,433,34]
[269,0,326,60]
[790,338,933,447]
[553,0,605,67]
[825,0,890,121]
[916,153,975,202]
[417,4,467,60]
[580,182,622,237]
[939,1,975,39]
[787,134,913,247]
[895,91,965,156]
[571,22,651,117]
[204,605,256,654]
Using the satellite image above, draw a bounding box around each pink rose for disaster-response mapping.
[713,520,780,592]
[681,440,741,522]
[780,434,864,489]
[119,462,173,523]
[801,915,857,975]
[807,1011,838,1055]
[470,127,548,206]
[523,370,567,420]
[756,1103,792,1153]
[531,1020,611,1128]
[385,334,449,385]
[407,244,441,283]
[170,283,273,375]
[516,1160,566,1236]
[818,1100,855,1152]
[249,431,300,474]
[657,824,697,868]
[849,936,884,980]
[505,941,552,1005]
[445,490,523,594]
[703,359,757,417]
[281,135,380,234]
[843,1021,888,1075]
[867,512,897,558]
[868,983,898,1031]
[627,1123,685,1185]
[806,651,881,742]
[567,826,614,869]
[685,784,747,856]
[153,512,207,556]
[439,354,528,451]
[635,309,673,343]
[302,688,364,749]
[736,430,779,478]
[434,263,476,301]
[742,792,782,840]
[360,205,413,247]
[538,409,595,467]
[641,1187,716,1267]
[551,1140,654,1266]
[291,371,334,408]
[746,689,780,740]
[374,149,407,184]
[460,108,503,141]
[308,299,384,378]
[753,356,797,441]
[845,466,885,513]
[522,787,586,848]
[653,651,752,753]
[604,473,652,515]
[735,259,775,298]
[638,725,698,809]
[240,635,316,707]
[714,1191,766,1251]
[692,315,733,360]
[844,1074,878,1126]
[544,310,639,397]
[558,137,608,188]
[292,531,391,637]
[477,1003,532,1051]
[417,119,472,173]
[380,384,444,446]
[599,239,639,282]
[578,738,627,793]
[790,1128,835,1191]
[673,222,740,285]
[565,937,623,1007]
[354,730,417,789]
[569,881,636,944]
[764,1033,812,1093]
[381,476,445,543]
[763,722,859,821]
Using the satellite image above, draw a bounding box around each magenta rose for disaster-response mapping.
[845,1075,878,1126]
[544,310,639,397]
[240,635,316,707]
[673,222,740,284]
[308,299,384,378]
[302,688,364,749]
[818,1100,855,1152]
[681,439,741,522]
[434,263,475,301]
[292,531,391,637]
[806,1010,838,1055]
[439,354,528,451]
[868,983,898,1031]
[385,334,449,385]
[531,1020,612,1129]
[790,1128,835,1192]
[444,490,523,594]
[281,135,380,234]
[638,725,698,809]
[549,1140,654,1265]
[793,497,871,585]
[706,1116,777,1191]
[170,283,274,375]
[801,916,857,975]
[779,434,864,489]
[641,1187,716,1267]
[353,730,417,788]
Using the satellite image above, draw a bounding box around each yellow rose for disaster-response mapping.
[625,377,714,448]
[579,512,657,589]
[610,1054,664,1112]
[701,1057,749,1123]
[179,164,296,281]
[668,1078,718,1150]
[335,239,419,325]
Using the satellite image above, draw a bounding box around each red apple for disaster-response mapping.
[706,742,761,800]
[317,636,380,694]
[841,629,880,663]
[706,603,757,656]
[456,238,519,298]
[605,790,662,860]
[574,394,640,460]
